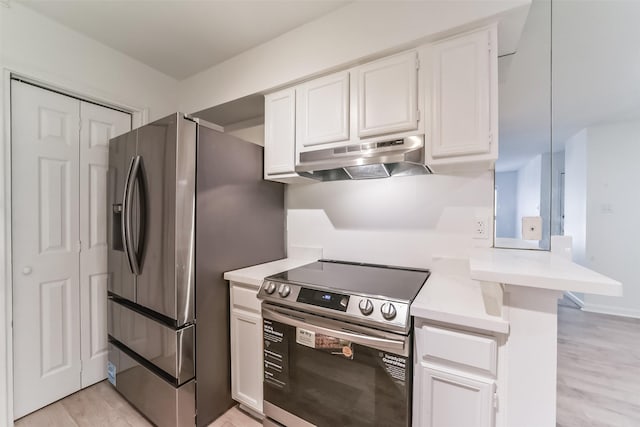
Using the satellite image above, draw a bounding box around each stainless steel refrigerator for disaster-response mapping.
[106,113,284,426]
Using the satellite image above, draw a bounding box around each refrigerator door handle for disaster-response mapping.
[123,155,142,275]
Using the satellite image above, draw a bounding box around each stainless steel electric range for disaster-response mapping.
[257,260,431,427]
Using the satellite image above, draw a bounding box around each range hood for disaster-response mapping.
[295,135,431,181]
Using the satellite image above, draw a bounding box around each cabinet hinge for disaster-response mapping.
[76,240,82,253]
[488,133,493,145]
[417,110,421,121]
[416,58,420,70]
[493,392,499,409]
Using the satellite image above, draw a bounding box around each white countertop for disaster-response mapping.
[411,258,509,334]
[224,258,315,288]
[469,248,623,296]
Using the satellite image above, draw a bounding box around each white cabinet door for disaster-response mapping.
[230,308,263,413]
[264,88,296,176]
[416,363,495,427]
[357,51,418,138]
[11,80,82,419]
[79,102,130,388]
[430,27,494,159]
[296,71,350,149]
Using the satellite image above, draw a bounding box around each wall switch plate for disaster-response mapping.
[522,216,542,240]
[473,215,489,239]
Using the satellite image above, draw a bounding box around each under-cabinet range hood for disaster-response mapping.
[295,135,431,181]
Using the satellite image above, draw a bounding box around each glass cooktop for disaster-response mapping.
[266,260,430,302]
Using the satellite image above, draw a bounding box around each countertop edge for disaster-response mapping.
[469,249,623,296]
[411,306,509,334]
[224,258,316,288]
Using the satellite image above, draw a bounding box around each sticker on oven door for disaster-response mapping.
[297,328,354,360]
[264,319,290,392]
[296,327,316,348]
[379,352,407,384]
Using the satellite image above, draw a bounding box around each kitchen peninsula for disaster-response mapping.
[225,246,621,427]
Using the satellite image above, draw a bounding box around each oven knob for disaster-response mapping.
[359,299,374,316]
[381,303,397,320]
[264,281,277,294]
[278,284,291,298]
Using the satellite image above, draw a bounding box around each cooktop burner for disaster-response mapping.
[259,260,431,334]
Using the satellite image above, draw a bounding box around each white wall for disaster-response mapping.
[227,124,264,147]
[178,1,530,114]
[0,2,178,120]
[581,121,640,317]
[515,154,541,239]
[286,172,494,268]
[0,3,179,423]
[496,171,518,238]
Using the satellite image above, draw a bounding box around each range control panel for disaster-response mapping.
[257,280,410,333]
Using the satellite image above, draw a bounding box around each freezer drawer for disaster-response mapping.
[108,342,195,427]
[108,299,194,384]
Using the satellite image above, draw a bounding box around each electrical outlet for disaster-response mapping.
[522,216,542,240]
[473,216,489,239]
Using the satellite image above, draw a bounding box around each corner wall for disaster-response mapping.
[0,2,179,120]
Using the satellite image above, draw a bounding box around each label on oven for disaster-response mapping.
[264,319,290,391]
[379,352,407,385]
[297,328,354,360]
[295,327,316,348]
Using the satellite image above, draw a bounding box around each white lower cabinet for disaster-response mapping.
[415,362,495,427]
[414,322,497,427]
[230,283,263,414]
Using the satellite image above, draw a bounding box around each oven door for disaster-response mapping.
[262,304,412,427]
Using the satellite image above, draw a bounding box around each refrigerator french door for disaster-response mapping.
[106,113,285,427]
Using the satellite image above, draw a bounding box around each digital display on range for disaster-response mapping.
[296,288,349,311]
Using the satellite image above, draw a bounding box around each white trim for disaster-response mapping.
[582,303,640,319]
[563,291,584,308]
[1,68,14,427]
[1,67,148,427]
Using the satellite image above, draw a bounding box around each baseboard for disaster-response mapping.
[582,303,640,319]
[564,291,584,308]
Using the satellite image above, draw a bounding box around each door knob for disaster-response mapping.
[22,266,32,275]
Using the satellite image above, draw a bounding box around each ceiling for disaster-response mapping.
[20,0,349,80]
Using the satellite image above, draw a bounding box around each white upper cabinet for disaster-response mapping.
[357,51,419,138]
[264,88,296,176]
[296,71,350,149]
[427,25,498,167]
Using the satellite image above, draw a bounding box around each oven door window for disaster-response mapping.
[263,318,411,426]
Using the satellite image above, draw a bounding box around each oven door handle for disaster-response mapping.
[263,307,408,356]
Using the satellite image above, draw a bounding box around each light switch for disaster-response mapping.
[522,216,542,240]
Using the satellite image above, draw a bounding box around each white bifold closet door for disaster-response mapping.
[11,80,130,419]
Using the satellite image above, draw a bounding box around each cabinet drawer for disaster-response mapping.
[416,325,497,376]
[231,284,261,312]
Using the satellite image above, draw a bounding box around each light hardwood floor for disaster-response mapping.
[16,305,640,426]
[557,305,640,427]
[14,381,261,427]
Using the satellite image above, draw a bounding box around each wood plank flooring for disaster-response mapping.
[557,305,640,427]
[16,305,640,426]
[14,381,260,427]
